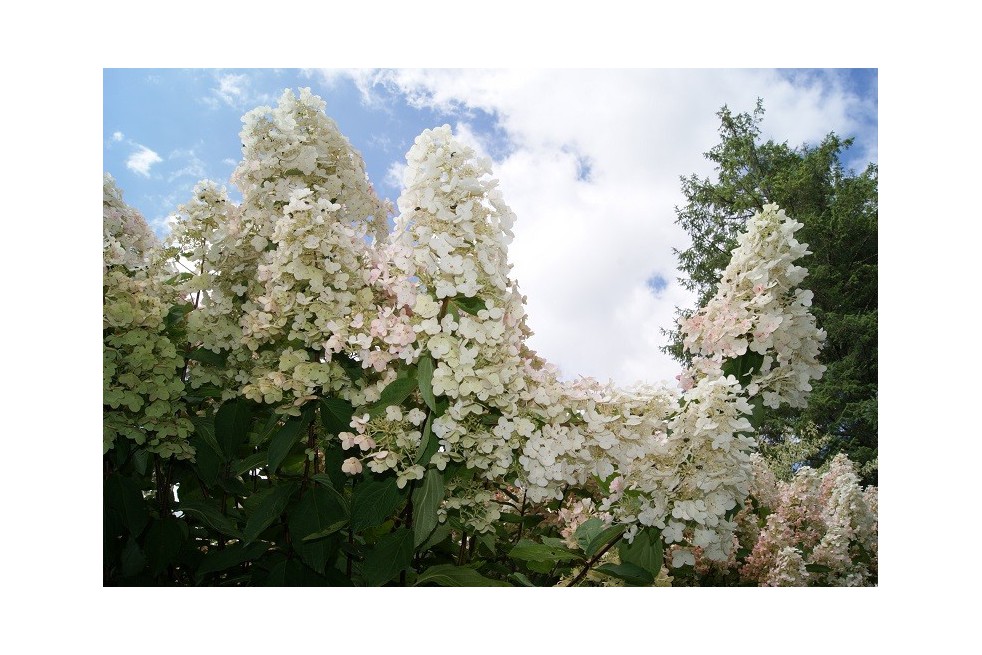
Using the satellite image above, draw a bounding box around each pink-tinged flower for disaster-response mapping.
[354,434,376,452]
[339,431,357,449]
[350,413,370,433]
[341,457,363,475]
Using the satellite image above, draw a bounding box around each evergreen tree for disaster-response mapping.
[664,100,878,484]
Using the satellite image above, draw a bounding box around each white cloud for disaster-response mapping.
[320,69,876,387]
[167,148,208,182]
[208,72,274,109]
[112,131,123,142]
[126,145,162,177]
[385,161,406,190]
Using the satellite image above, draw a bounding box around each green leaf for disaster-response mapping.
[805,563,832,574]
[215,399,254,457]
[268,418,305,473]
[301,520,348,542]
[419,521,452,552]
[412,469,445,547]
[320,397,355,435]
[186,383,224,400]
[508,572,536,587]
[722,350,765,383]
[618,527,664,577]
[573,518,606,552]
[165,303,193,329]
[450,295,486,315]
[187,347,228,368]
[311,474,351,515]
[415,413,438,466]
[145,517,186,577]
[596,562,654,586]
[360,528,413,586]
[196,541,269,581]
[105,474,148,536]
[132,449,151,476]
[120,537,146,577]
[242,482,299,544]
[509,539,582,564]
[415,564,511,587]
[417,355,438,413]
[334,352,364,383]
[179,501,241,539]
[289,485,347,573]
[231,451,267,477]
[584,524,627,558]
[364,374,417,418]
[191,415,223,458]
[349,478,403,532]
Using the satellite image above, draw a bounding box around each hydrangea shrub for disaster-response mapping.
[103,89,875,587]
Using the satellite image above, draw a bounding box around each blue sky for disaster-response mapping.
[103,69,877,386]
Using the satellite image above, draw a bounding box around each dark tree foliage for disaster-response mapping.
[663,100,878,484]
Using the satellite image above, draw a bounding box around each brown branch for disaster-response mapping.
[565,533,625,587]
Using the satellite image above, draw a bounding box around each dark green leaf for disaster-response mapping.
[120,537,145,577]
[526,559,558,574]
[509,540,582,564]
[145,517,186,576]
[320,397,355,435]
[596,562,654,586]
[188,433,221,484]
[360,528,413,586]
[301,520,348,542]
[105,474,148,536]
[364,375,417,418]
[317,445,347,490]
[508,572,536,587]
[131,449,151,476]
[186,383,224,400]
[450,295,486,315]
[187,347,228,367]
[412,469,445,547]
[350,478,403,531]
[196,541,269,580]
[268,418,305,473]
[417,355,438,412]
[573,518,606,552]
[215,399,253,457]
[415,564,511,587]
[419,521,452,552]
[415,412,438,465]
[231,451,267,477]
[805,563,832,574]
[243,482,299,544]
[165,303,193,329]
[722,350,765,383]
[584,524,627,558]
[179,501,241,539]
[191,415,223,458]
[618,527,664,577]
[334,352,364,383]
[311,474,351,515]
[289,486,347,573]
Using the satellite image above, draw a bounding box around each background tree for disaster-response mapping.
[663,100,878,484]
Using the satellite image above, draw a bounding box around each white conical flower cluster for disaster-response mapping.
[103,175,194,459]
